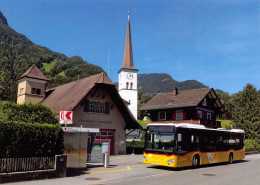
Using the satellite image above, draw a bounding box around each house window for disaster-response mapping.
[207,113,211,120]
[87,100,109,114]
[130,82,133,90]
[198,110,203,119]
[176,110,183,120]
[31,88,41,95]
[158,111,166,121]
[20,88,24,95]
[126,82,129,89]
[202,98,207,106]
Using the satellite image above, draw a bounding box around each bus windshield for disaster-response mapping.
[146,126,175,153]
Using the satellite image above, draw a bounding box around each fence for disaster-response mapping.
[0,156,55,173]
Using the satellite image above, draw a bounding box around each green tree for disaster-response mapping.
[232,84,260,149]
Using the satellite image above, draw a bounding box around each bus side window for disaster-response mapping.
[178,133,182,142]
[191,135,194,143]
[196,135,199,143]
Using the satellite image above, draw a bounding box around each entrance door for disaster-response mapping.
[95,129,115,154]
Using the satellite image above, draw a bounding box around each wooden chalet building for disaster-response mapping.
[140,88,223,128]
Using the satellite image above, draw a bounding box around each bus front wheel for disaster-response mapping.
[228,153,233,164]
[192,155,200,168]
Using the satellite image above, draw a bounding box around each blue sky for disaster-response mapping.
[1,0,260,94]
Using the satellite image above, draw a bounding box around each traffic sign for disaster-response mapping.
[60,111,73,124]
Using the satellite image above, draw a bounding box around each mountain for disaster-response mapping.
[0,11,104,101]
[138,73,207,96]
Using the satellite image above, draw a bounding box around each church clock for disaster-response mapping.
[126,72,134,80]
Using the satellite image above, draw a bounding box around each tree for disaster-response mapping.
[138,93,152,120]
[232,84,260,149]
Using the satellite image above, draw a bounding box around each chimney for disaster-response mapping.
[172,88,178,96]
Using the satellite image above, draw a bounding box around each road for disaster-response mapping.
[7,154,260,185]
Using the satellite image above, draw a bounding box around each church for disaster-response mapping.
[16,12,139,155]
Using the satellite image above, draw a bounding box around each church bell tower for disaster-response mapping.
[118,12,138,120]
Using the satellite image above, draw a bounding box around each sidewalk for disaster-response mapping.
[6,154,145,185]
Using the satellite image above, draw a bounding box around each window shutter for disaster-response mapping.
[105,102,110,114]
[84,100,89,112]
[183,111,187,119]
[172,112,176,120]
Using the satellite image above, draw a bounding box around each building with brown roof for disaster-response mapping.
[140,88,223,128]
[17,64,49,104]
[17,64,140,154]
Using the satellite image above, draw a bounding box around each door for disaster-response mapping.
[95,129,115,154]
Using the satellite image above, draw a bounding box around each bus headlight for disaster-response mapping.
[167,159,175,164]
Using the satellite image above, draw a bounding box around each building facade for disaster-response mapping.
[140,88,223,128]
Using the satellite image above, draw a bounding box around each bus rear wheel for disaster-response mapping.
[192,155,200,168]
[228,153,233,164]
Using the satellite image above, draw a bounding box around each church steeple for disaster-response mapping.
[118,12,138,120]
[121,12,138,71]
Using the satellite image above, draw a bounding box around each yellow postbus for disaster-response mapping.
[143,123,245,168]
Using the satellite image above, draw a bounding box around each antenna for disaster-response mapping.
[108,50,110,77]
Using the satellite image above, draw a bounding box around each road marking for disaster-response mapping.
[85,164,147,175]
[86,166,131,175]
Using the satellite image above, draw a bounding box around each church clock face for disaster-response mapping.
[126,72,134,80]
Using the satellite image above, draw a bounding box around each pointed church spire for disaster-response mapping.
[120,12,138,71]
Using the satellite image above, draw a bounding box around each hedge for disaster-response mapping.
[126,141,145,154]
[0,101,58,125]
[0,120,63,158]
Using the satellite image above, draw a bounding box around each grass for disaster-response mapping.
[43,61,56,72]
[218,120,233,128]
[137,120,151,126]
[58,71,65,76]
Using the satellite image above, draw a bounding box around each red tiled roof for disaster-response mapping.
[18,64,49,81]
[140,88,217,110]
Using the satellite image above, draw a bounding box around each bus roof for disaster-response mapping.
[147,123,244,133]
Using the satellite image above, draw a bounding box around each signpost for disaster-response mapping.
[102,142,110,168]
[60,111,73,124]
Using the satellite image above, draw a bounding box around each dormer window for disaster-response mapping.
[31,88,41,95]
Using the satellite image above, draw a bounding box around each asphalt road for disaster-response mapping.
[7,154,260,185]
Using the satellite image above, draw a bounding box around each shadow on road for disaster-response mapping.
[66,164,119,177]
[147,160,249,172]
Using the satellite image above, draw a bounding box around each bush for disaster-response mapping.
[0,120,63,158]
[0,101,58,124]
[245,139,260,152]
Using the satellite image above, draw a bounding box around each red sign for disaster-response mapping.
[60,111,73,124]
